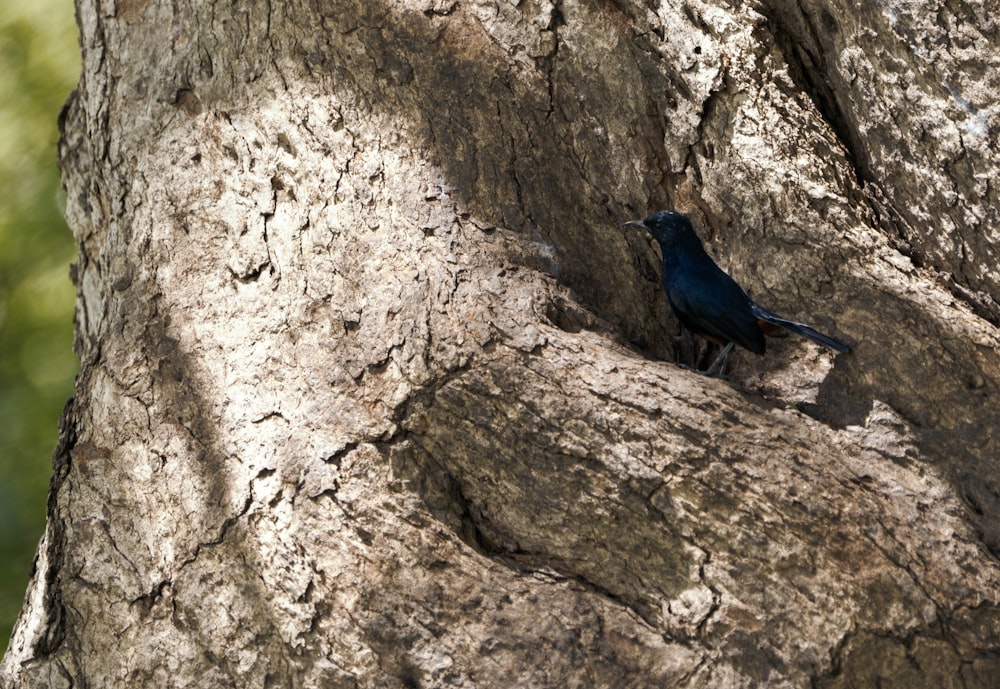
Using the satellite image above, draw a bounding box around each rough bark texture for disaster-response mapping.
[3,0,1000,687]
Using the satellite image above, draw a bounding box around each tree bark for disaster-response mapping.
[4,0,1000,687]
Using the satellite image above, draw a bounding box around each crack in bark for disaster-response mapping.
[179,495,253,570]
[765,1,868,191]
[28,399,79,659]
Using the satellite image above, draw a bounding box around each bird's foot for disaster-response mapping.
[704,342,734,376]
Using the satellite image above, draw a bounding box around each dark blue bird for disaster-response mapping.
[625,210,849,374]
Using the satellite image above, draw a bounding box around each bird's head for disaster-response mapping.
[622,210,700,250]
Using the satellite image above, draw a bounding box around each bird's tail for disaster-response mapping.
[750,303,850,353]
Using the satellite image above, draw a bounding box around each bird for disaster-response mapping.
[624,210,850,375]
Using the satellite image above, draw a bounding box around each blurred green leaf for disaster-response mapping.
[0,0,79,654]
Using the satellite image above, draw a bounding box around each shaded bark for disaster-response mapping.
[3,0,999,687]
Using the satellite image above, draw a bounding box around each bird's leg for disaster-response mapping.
[704,342,734,376]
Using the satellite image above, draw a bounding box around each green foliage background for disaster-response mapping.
[0,0,79,654]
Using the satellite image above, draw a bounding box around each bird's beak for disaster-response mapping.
[622,220,648,232]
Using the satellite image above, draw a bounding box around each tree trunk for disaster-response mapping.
[4,0,1000,686]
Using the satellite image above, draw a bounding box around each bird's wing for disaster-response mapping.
[666,263,766,354]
